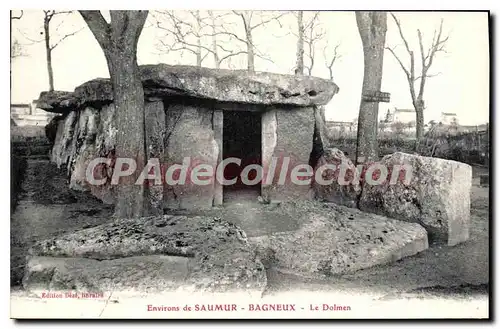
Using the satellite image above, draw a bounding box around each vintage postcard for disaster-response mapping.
[9,9,490,319]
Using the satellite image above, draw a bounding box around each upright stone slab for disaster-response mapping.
[261,107,315,202]
[68,107,99,193]
[89,104,117,204]
[164,103,218,210]
[359,152,472,246]
[212,109,223,206]
[312,148,361,208]
[51,111,77,168]
[145,101,166,215]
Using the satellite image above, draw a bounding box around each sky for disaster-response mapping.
[10,10,490,125]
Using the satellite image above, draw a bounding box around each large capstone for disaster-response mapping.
[37,64,339,113]
[358,152,472,246]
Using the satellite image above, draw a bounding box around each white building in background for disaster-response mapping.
[10,100,57,127]
[440,112,458,125]
[392,108,416,125]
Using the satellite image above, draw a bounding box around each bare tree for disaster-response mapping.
[324,43,341,80]
[19,11,82,91]
[220,10,286,72]
[79,10,149,219]
[294,11,304,75]
[208,11,220,68]
[154,11,205,66]
[43,11,82,91]
[294,11,325,76]
[355,12,388,164]
[303,12,325,76]
[386,13,449,148]
[154,10,243,68]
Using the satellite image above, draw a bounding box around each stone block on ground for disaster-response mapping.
[249,204,428,279]
[23,255,189,293]
[24,215,266,294]
[359,152,472,246]
[312,148,361,208]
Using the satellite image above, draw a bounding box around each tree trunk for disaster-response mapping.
[414,98,425,150]
[195,11,202,67]
[244,21,255,72]
[295,11,304,75]
[196,37,202,67]
[104,49,148,219]
[209,11,220,69]
[355,12,387,164]
[80,10,149,219]
[44,18,54,91]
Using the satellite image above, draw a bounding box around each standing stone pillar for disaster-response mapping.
[145,101,166,215]
[213,109,223,206]
[261,109,278,202]
[261,107,315,202]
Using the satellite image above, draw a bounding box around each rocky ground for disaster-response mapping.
[10,147,489,318]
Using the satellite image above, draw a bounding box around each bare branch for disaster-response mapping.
[17,28,45,44]
[52,11,73,17]
[50,27,84,50]
[414,72,442,81]
[386,47,411,80]
[255,52,274,64]
[324,43,341,80]
[302,11,325,76]
[219,50,247,64]
[390,13,412,56]
[250,11,287,30]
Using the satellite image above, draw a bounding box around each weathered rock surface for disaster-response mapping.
[141,64,338,107]
[250,204,428,278]
[163,104,218,210]
[145,101,166,214]
[312,148,361,208]
[261,107,315,201]
[37,64,338,113]
[359,152,472,246]
[310,106,330,164]
[37,91,75,113]
[45,115,62,144]
[24,215,267,293]
[23,255,190,293]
